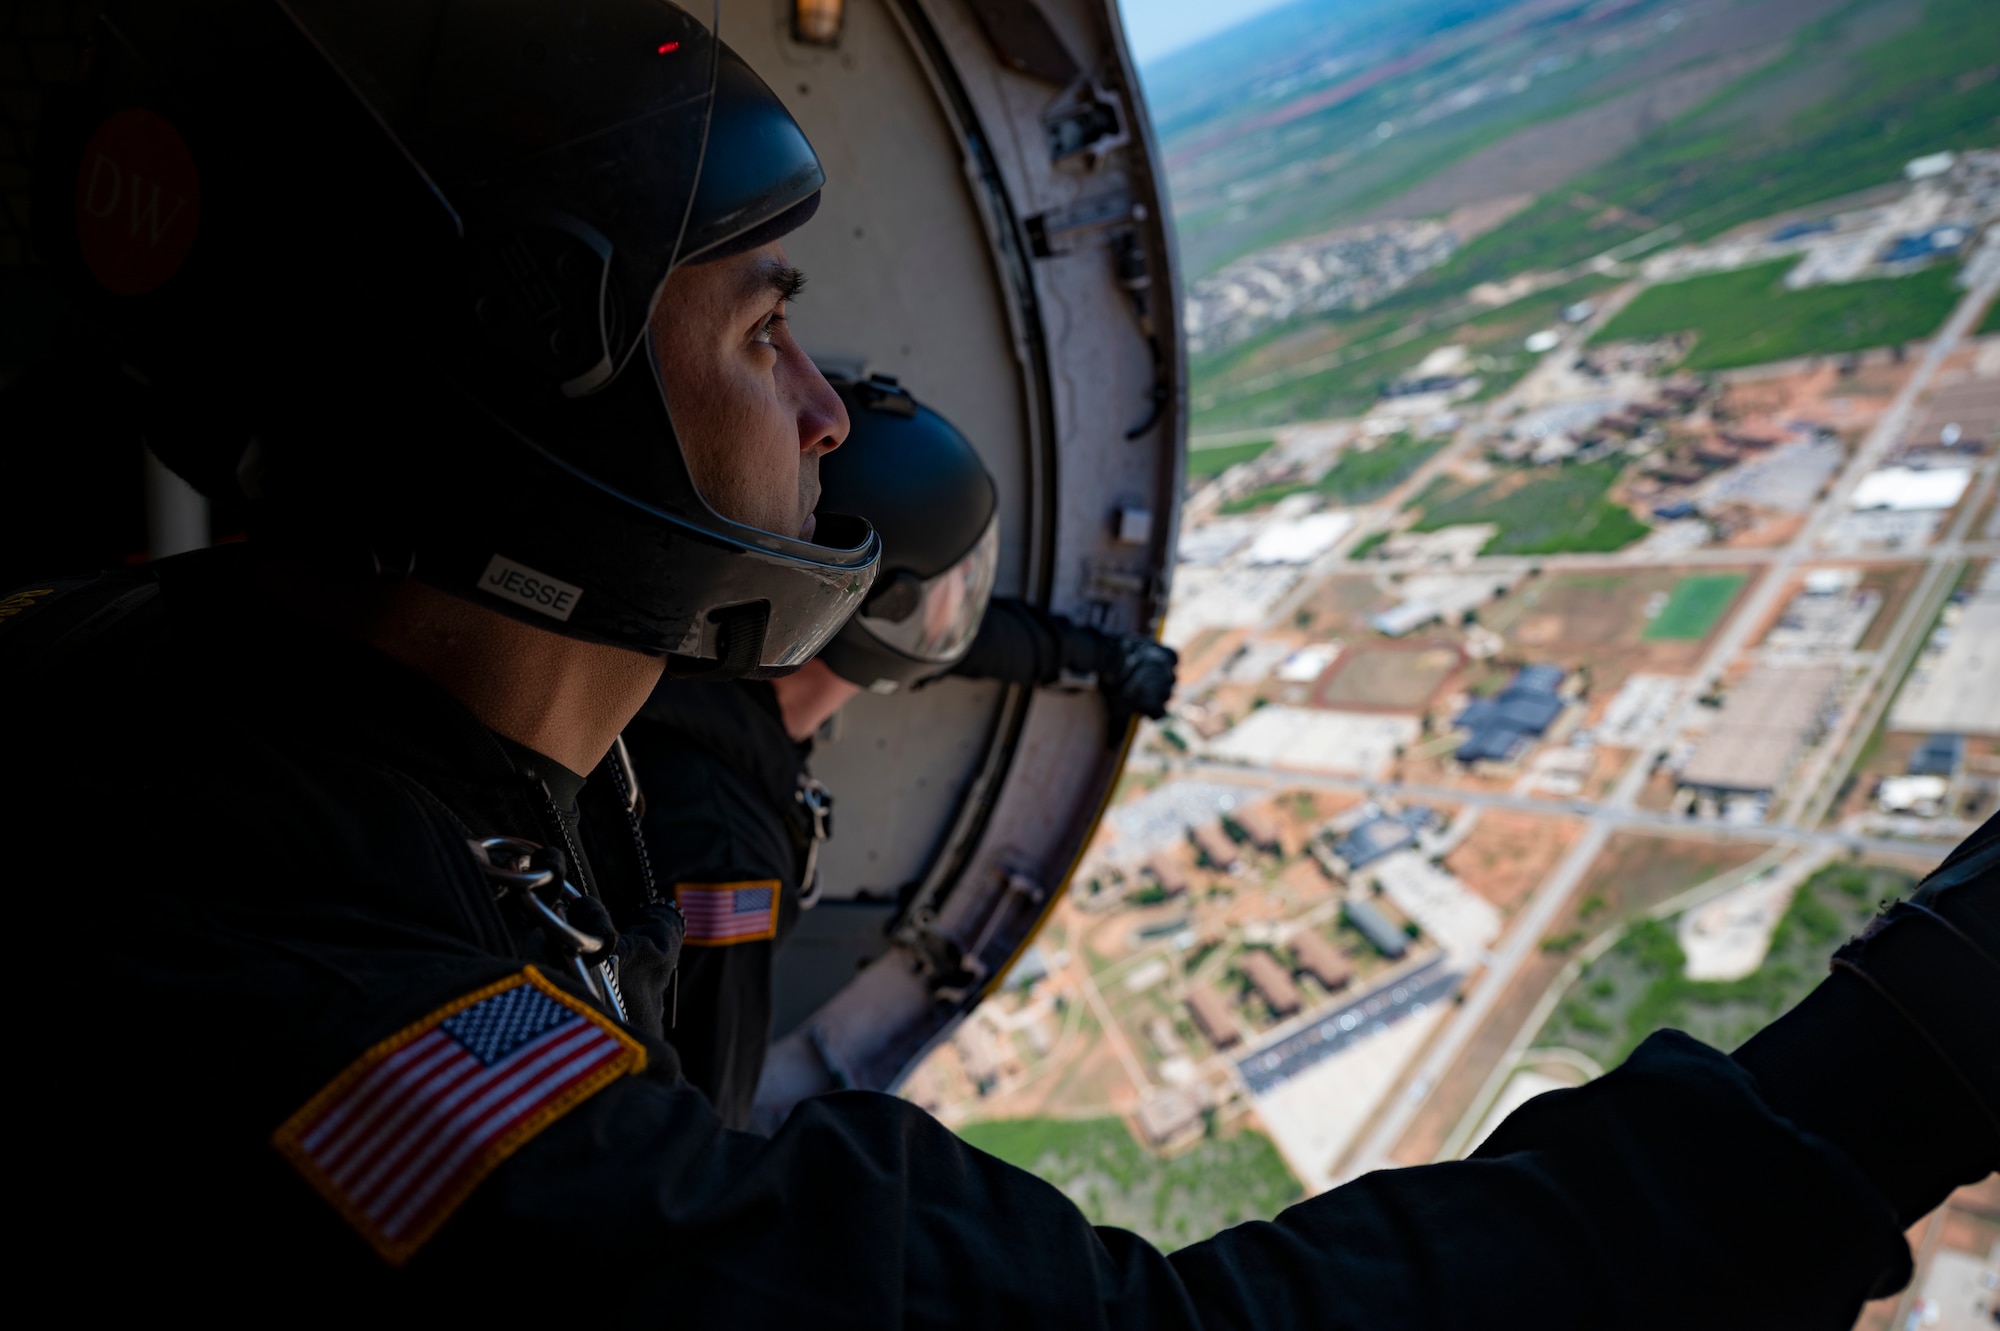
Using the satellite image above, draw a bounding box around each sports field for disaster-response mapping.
[1642,573,1746,641]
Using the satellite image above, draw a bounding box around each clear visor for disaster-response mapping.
[857,516,1000,665]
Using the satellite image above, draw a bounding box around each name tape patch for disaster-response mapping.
[480,554,582,622]
[272,968,644,1265]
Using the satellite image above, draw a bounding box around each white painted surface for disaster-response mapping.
[1678,870,1802,981]
[1252,1005,1446,1194]
[1209,707,1420,778]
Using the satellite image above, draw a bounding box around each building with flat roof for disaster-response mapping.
[1343,897,1410,958]
[1141,855,1192,897]
[1227,801,1286,855]
[1288,929,1353,991]
[1328,805,1436,873]
[1186,983,1240,1049]
[1455,665,1567,766]
[1134,1086,1204,1149]
[1677,663,1842,797]
[1241,949,1301,1018]
[1908,733,1966,777]
[1190,821,1243,873]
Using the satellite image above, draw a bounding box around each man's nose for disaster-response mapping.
[796,355,850,456]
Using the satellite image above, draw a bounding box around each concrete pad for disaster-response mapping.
[1209,706,1420,778]
[1678,870,1803,981]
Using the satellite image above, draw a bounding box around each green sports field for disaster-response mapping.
[1642,573,1747,641]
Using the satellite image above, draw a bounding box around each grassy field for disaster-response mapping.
[1643,573,1747,641]
[1186,439,1274,482]
[1536,863,1913,1066]
[1349,531,1389,561]
[1386,0,2000,309]
[1190,276,1615,434]
[1221,433,1446,514]
[955,1115,1302,1250]
[1407,460,1649,555]
[1980,296,2000,338]
[1593,259,1964,371]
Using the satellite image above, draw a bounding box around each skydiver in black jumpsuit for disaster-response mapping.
[7,3,1994,1325]
[629,375,1179,1127]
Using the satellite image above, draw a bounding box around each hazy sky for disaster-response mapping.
[1118,0,1303,66]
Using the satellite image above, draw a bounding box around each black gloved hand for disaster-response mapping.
[1097,633,1179,729]
[611,902,685,1041]
[562,893,684,1040]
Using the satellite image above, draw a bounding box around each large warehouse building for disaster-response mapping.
[1678,663,1843,798]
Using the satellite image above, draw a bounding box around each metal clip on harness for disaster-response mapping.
[469,835,629,1024]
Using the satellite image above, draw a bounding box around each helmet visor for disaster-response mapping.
[857,516,1000,666]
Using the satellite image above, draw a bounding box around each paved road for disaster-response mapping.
[1165,756,1949,862]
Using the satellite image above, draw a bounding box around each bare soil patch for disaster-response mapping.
[1445,810,1582,917]
[1317,645,1462,711]
[1481,567,1758,695]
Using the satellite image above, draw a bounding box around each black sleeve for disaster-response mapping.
[947,595,1069,686]
[81,873,1914,1328]
[626,718,800,1130]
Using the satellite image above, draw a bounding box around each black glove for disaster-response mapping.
[564,893,684,1041]
[1092,632,1179,730]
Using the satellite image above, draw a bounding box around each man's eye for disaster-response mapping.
[752,310,785,345]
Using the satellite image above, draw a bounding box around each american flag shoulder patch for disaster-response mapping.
[676,879,781,946]
[272,966,645,1265]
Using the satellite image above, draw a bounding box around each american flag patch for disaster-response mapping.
[677,879,781,946]
[272,968,644,1264]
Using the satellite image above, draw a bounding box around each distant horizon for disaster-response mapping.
[1118,0,1307,68]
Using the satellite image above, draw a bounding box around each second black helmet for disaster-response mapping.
[815,376,1000,692]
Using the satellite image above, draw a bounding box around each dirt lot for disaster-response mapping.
[1291,575,1398,637]
[1444,810,1583,917]
[1482,566,1758,695]
[1388,830,1767,1166]
[1571,831,1771,916]
[1717,355,1912,443]
[1317,644,1463,711]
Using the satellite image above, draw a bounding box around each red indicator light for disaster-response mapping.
[657,41,679,53]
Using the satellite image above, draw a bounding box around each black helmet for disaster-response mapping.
[815,375,999,692]
[35,0,878,674]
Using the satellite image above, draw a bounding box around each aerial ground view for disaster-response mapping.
[912,0,2000,1323]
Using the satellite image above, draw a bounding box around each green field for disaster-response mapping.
[1220,433,1446,514]
[956,1115,1302,1250]
[1980,296,2000,339]
[1643,574,1747,641]
[1535,864,1913,1065]
[1349,531,1389,561]
[1186,438,1274,482]
[1406,459,1649,555]
[1185,0,2000,431]
[1593,259,1964,371]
